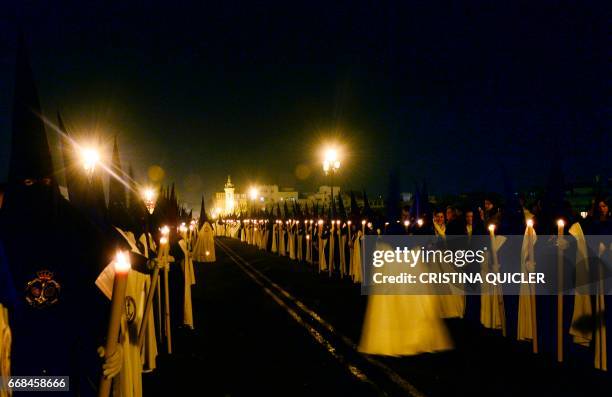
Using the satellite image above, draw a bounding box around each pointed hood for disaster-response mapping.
[198,195,209,228]
[419,180,432,219]
[340,197,347,220]
[8,34,54,185]
[330,196,337,220]
[58,111,86,206]
[3,35,60,220]
[126,164,145,234]
[385,167,401,222]
[499,165,525,234]
[127,164,137,210]
[92,137,108,213]
[108,136,129,228]
[410,182,421,219]
[361,190,374,219]
[349,191,359,216]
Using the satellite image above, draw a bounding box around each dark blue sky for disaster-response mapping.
[0,1,609,209]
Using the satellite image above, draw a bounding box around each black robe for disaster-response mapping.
[0,196,127,396]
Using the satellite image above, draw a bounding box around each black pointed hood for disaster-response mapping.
[330,197,337,220]
[85,138,108,228]
[337,195,347,220]
[8,34,54,185]
[58,111,74,200]
[385,167,401,222]
[361,190,374,219]
[108,136,129,228]
[126,164,146,234]
[3,35,60,219]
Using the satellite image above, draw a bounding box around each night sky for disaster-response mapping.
[0,1,609,209]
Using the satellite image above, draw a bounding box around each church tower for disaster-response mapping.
[224,175,235,215]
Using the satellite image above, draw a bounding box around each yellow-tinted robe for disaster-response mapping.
[358,241,453,356]
[0,304,11,397]
[193,222,216,262]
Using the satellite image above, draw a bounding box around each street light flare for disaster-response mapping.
[249,186,259,200]
[81,147,100,174]
[142,187,157,214]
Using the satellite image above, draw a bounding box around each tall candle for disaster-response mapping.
[98,251,131,397]
[556,219,565,362]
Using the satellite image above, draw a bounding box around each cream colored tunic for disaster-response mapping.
[193,223,216,262]
[0,304,11,397]
[179,240,196,329]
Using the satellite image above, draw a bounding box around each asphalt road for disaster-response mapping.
[144,237,612,396]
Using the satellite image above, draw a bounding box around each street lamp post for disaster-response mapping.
[322,147,340,219]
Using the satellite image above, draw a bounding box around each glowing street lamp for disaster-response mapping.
[142,187,157,214]
[248,186,259,217]
[322,145,341,218]
[80,147,100,176]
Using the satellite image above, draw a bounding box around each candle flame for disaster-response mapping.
[114,251,131,273]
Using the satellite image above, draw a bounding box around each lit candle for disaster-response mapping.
[160,230,173,354]
[347,220,352,242]
[99,251,131,397]
[403,220,410,232]
[556,219,565,362]
[526,218,537,354]
[488,224,498,262]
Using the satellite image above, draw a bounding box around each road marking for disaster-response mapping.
[216,240,385,395]
[216,238,425,397]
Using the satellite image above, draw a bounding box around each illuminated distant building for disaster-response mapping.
[213,177,298,217]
